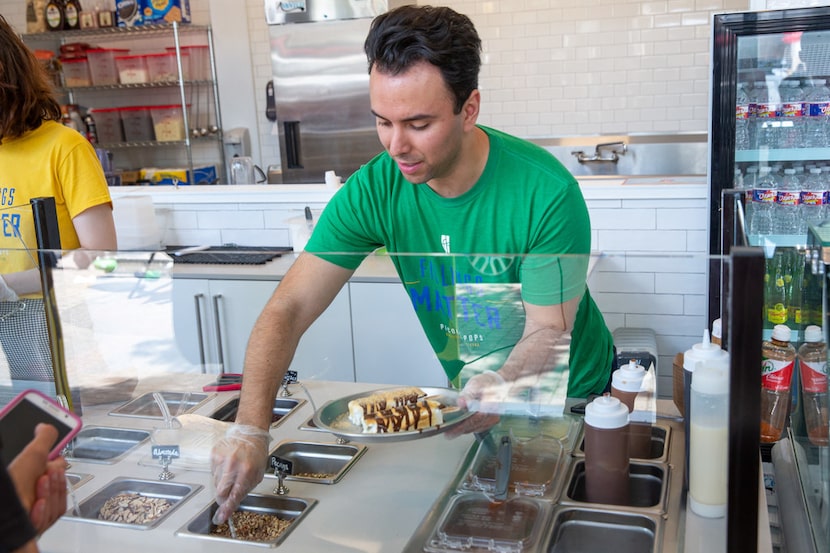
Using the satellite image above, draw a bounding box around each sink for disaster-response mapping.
[65,477,202,529]
[66,427,150,464]
[564,460,667,511]
[264,440,367,484]
[543,507,661,553]
[176,493,316,546]
[208,397,305,427]
[109,391,212,420]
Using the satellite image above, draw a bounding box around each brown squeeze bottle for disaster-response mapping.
[760,324,796,443]
[584,394,630,506]
[611,359,651,458]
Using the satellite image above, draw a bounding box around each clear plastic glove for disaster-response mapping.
[446,371,507,438]
[0,275,18,302]
[210,424,271,525]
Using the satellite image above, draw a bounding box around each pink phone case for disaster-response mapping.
[0,389,83,461]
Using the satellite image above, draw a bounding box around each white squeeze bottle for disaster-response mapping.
[683,330,729,487]
[689,359,730,518]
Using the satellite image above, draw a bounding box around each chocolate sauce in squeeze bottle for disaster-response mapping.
[584,394,630,506]
[611,359,651,458]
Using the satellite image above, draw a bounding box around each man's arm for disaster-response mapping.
[496,296,581,383]
[235,252,356,429]
[211,252,355,524]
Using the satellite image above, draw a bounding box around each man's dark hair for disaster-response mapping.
[364,5,482,114]
[0,15,61,141]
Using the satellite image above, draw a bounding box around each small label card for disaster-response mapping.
[269,455,293,475]
[152,445,181,459]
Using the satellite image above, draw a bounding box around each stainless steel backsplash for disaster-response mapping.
[529,132,708,177]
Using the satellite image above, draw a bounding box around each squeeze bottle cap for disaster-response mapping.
[611,359,646,392]
[584,394,629,429]
[711,318,722,340]
[803,325,823,343]
[683,329,729,373]
[771,324,792,342]
[691,360,730,395]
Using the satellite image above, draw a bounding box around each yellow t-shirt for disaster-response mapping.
[0,121,112,279]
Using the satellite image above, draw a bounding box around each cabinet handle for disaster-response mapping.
[212,293,226,373]
[193,293,207,373]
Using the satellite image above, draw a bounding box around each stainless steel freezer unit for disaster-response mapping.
[265,0,387,183]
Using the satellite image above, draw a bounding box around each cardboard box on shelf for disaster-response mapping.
[140,165,217,186]
[142,0,192,24]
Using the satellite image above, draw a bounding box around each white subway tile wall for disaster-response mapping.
[240,0,751,173]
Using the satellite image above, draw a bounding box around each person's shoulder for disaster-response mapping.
[482,126,574,181]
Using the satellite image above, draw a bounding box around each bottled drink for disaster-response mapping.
[743,165,759,225]
[779,80,805,149]
[801,167,825,231]
[766,251,788,327]
[760,324,796,443]
[799,325,828,446]
[584,394,630,505]
[786,250,804,329]
[63,0,81,30]
[733,167,744,190]
[689,360,730,518]
[44,0,65,31]
[735,83,751,150]
[751,81,778,149]
[749,166,778,236]
[774,168,800,235]
[804,78,830,148]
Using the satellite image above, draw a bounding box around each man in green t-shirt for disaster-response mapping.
[210,5,614,525]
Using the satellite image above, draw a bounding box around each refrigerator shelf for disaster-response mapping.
[735,148,830,163]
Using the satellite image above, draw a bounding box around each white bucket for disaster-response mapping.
[112,195,161,251]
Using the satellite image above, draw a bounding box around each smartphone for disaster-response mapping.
[0,389,83,466]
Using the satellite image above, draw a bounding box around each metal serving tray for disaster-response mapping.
[543,507,662,553]
[176,493,317,547]
[208,396,306,427]
[563,460,668,513]
[109,391,212,419]
[66,426,150,464]
[66,472,93,490]
[264,440,367,484]
[65,477,202,530]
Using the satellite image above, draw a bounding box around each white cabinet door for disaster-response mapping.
[173,278,354,381]
[349,282,447,387]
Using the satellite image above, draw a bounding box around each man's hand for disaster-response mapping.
[8,423,67,534]
[446,371,507,437]
[210,424,271,524]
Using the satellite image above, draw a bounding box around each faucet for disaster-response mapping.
[571,141,628,163]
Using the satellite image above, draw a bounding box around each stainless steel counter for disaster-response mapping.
[38,378,477,553]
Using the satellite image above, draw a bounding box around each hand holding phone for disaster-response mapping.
[0,389,83,466]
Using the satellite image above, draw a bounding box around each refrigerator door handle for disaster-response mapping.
[284,121,303,168]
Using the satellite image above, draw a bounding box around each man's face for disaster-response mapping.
[369,61,474,185]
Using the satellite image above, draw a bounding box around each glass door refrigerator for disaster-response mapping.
[710,7,830,553]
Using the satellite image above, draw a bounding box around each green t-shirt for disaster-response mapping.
[306,126,613,398]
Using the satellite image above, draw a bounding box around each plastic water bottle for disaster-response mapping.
[736,83,751,150]
[798,325,828,447]
[774,168,801,235]
[749,166,778,236]
[779,80,805,149]
[801,167,826,231]
[749,81,769,149]
[804,78,830,148]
